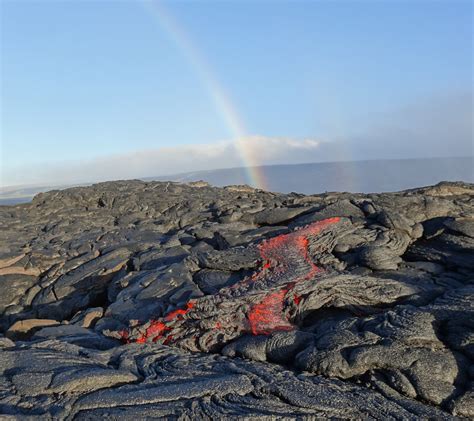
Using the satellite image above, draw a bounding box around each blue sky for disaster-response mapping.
[1,0,472,186]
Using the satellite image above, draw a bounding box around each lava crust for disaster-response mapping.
[0,180,473,419]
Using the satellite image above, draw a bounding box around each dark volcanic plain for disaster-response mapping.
[0,180,473,419]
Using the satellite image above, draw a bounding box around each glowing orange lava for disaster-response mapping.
[246,217,340,335]
[247,288,293,335]
[121,217,340,343]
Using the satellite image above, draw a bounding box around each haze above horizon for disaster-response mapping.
[1,0,473,188]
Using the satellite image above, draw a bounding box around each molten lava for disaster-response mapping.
[245,217,340,334]
[248,288,292,335]
[120,217,340,345]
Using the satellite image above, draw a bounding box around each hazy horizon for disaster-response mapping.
[1,157,472,205]
[2,0,472,188]
[1,155,472,190]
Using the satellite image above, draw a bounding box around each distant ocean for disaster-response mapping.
[154,157,473,195]
[1,157,472,205]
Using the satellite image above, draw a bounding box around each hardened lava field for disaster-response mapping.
[0,180,473,419]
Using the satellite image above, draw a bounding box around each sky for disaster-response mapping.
[1,0,473,188]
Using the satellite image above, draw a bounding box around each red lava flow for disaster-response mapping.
[122,217,340,343]
[247,289,293,335]
[247,217,340,334]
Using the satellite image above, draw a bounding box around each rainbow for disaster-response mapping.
[141,1,268,190]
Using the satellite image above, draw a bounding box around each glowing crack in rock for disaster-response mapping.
[120,217,341,350]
